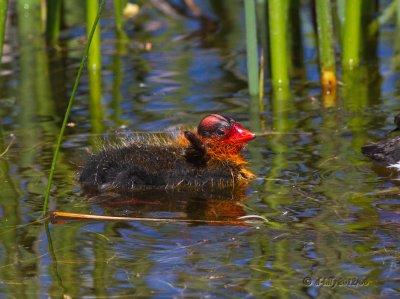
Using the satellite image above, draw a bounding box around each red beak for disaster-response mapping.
[225,123,255,145]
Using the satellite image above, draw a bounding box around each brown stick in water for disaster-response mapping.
[50,211,246,226]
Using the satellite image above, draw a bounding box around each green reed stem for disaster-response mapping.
[42,0,105,217]
[268,0,289,89]
[244,0,259,96]
[316,0,336,73]
[256,0,268,67]
[113,0,125,36]
[288,0,303,75]
[87,0,102,72]
[0,0,8,61]
[342,0,362,70]
[87,0,104,136]
[45,0,62,45]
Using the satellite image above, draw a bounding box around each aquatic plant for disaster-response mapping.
[244,0,259,96]
[315,0,336,92]
[267,0,289,91]
[87,0,105,136]
[342,0,362,70]
[42,0,105,217]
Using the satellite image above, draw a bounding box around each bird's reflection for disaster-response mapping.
[84,187,248,223]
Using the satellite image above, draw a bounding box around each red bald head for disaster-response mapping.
[197,114,255,148]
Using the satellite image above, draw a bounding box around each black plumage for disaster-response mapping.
[361,114,400,167]
[361,136,400,166]
[79,114,255,195]
[79,137,245,194]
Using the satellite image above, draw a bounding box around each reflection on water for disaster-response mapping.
[85,189,247,222]
[0,1,399,298]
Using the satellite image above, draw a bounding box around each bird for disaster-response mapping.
[361,114,400,170]
[79,114,256,194]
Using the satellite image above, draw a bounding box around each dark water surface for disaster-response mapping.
[0,1,399,298]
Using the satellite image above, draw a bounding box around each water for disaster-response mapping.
[0,1,399,298]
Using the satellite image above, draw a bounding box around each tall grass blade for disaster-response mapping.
[42,0,105,217]
[244,0,259,96]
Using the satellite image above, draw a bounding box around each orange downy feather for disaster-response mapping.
[175,131,255,184]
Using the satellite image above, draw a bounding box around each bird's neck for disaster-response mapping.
[176,131,246,165]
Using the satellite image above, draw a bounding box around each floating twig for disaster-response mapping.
[50,211,246,226]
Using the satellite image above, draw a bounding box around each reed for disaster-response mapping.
[42,0,105,217]
[288,0,303,77]
[256,0,268,69]
[87,0,104,136]
[315,0,337,92]
[268,0,289,90]
[45,0,62,45]
[342,0,362,70]
[0,0,8,61]
[256,0,267,100]
[244,0,259,96]
[17,0,41,171]
[87,0,102,72]
[113,0,125,37]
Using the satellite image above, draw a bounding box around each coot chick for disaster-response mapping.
[79,114,256,194]
[362,114,400,169]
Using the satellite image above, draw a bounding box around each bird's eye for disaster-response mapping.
[215,127,226,137]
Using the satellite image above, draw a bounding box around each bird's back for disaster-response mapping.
[79,136,251,194]
[361,136,400,167]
